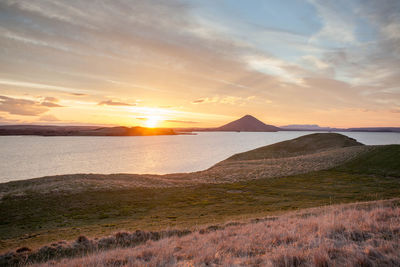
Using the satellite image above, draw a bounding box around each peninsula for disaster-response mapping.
[0,125,176,136]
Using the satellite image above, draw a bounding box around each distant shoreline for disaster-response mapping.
[0,129,399,136]
[1,119,399,136]
[0,125,179,136]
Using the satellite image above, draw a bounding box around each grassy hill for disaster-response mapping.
[227,133,364,161]
[0,133,399,265]
[335,145,400,177]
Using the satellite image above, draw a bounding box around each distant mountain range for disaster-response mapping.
[177,116,400,133]
[280,124,400,132]
[346,127,400,132]
[280,124,342,131]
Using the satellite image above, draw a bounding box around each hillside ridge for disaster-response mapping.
[227,132,364,161]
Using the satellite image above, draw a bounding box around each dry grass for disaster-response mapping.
[203,145,371,183]
[3,199,399,266]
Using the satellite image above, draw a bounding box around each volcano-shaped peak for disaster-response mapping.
[216,115,280,132]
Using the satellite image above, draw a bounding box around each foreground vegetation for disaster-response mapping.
[2,199,399,266]
[54,199,400,267]
[0,133,399,265]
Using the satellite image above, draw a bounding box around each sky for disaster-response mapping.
[0,0,399,128]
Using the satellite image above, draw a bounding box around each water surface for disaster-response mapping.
[0,131,399,183]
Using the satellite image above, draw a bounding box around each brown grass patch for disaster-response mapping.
[2,199,398,266]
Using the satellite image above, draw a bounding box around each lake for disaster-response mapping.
[0,131,399,183]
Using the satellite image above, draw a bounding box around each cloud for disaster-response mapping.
[0,115,21,124]
[192,95,256,106]
[38,114,60,121]
[308,0,357,45]
[43,96,59,102]
[165,120,199,124]
[192,99,205,104]
[0,95,63,116]
[244,55,306,84]
[220,96,243,105]
[41,101,64,107]
[137,117,199,124]
[68,93,88,96]
[300,55,331,72]
[98,100,136,106]
[0,78,89,95]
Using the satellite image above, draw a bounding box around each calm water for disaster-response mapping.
[0,131,399,183]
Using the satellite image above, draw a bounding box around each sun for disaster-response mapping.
[145,115,162,128]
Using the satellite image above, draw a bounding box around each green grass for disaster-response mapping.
[335,145,400,177]
[1,169,399,251]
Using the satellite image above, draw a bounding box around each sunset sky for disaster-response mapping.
[0,0,399,128]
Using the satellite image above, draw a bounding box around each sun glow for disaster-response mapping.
[145,115,162,128]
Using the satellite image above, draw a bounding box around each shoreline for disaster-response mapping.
[0,145,372,196]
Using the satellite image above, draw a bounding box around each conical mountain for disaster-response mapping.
[216,115,280,132]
